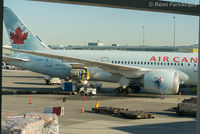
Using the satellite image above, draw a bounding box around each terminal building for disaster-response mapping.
[88,41,104,47]
[48,44,198,53]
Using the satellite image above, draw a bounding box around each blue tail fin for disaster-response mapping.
[3,7,48,50]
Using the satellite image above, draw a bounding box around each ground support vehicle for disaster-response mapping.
[79,85,96,96]
[176,97,197,116]
[92,106,156,119]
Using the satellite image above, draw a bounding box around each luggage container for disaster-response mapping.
[44,75,61,85]
[61,81,78,94]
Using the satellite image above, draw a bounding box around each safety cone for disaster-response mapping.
[95,100,100,108]
[81,106,84,113]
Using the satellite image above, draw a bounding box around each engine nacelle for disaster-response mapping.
[70,69,83,79]
[143,70,180,94]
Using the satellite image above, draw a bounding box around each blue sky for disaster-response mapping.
[3,0,199,46]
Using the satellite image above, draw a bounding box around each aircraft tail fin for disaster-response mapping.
[3,7,48,50]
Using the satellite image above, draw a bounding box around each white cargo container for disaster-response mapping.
[44,75,61,85]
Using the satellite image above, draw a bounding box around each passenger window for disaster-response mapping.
[118,61,120,64]
[144,62,146,65]
[121,61,123,64]
[141,62,143,64]
[181,63,183,66]
[128,61,130,64]
[125,61,126,64]
[178,63,180,66]
[151,62,153,65]
[131,61,133,64]
[195,64,197,67]
[188,63,190,66]
[138,62,140,64]
[134,61,136,64]
[154,62,156,65]
[147,62,150,65]
[174,63,176,66]
[171,63,173,66]
[164,63,166,65]
[167,63,170,65]
[161,63,163,65]
[157,62,159,65]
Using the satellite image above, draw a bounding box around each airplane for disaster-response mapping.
[3,7,198,95]
[3,7,115,85]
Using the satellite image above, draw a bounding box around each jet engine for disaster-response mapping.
[143,70,180,94]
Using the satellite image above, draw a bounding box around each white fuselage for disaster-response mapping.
[47,49,197,86]
[7,50,197,87]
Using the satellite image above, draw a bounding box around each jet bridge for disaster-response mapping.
[32,0,200,16]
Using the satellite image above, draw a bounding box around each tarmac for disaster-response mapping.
[2,69,196,134]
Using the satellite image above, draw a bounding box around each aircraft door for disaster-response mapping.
[101,57,109,62]
[193,63,197,72]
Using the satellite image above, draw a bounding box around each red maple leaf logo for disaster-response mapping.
[10,27,28,44]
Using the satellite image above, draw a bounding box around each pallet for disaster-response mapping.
[92,106,156,119]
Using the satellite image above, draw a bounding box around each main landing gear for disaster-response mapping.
[115,86,140,95]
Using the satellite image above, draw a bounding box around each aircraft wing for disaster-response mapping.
[3,55,30,62]
[4,47,150,78]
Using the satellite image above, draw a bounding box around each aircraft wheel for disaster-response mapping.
[89,92,92,96]
[133,86,140,93]
[45,80,51,85]
[80,91,84,96]
[125,86,132,94]
[115,88,121,95]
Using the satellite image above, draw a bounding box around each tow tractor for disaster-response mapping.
[79,83,97,96]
